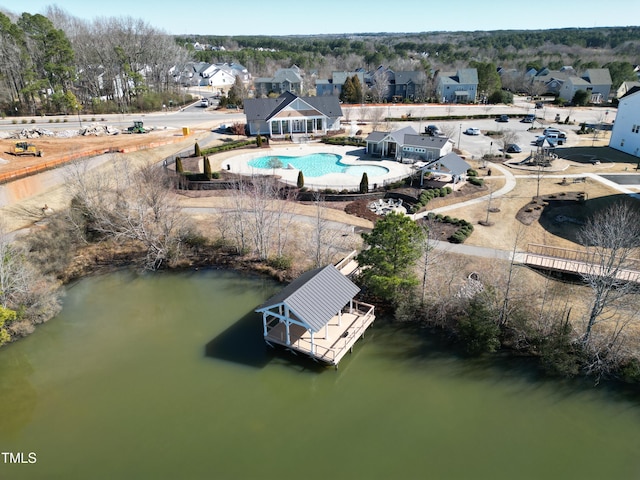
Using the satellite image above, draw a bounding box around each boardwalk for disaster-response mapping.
[524,243,640,283]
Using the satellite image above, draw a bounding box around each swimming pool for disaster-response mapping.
[248,153,389,178]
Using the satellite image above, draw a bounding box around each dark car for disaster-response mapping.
[496,114,509,123]
[535,101,544,109]
[425,125,443,136]
[521,114,535,123]
[506,144,522,153]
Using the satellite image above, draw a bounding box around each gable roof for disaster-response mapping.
[583,68,612,85]
[244,92,342,123]
[256,265,360,333]
[404,134,450,149]
[394,71,423,85]
[427,152,470,176]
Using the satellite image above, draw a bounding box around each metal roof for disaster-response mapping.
[256,265,360,333]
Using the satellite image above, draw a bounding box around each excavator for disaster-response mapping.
[13,141,43,157]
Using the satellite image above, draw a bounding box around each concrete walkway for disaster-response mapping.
[411,160,517,220]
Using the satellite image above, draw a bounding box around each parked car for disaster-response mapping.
[425,125,443,136]
[535,101,544,109]
[506,144,522,153]
[521,114,536,123]
[496,114,509,123]
[465,127,481,135]
[199,98,209,107]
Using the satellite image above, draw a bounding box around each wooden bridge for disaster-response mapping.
[523,243,640,283]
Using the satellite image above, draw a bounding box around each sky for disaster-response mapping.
[3,0,639,36]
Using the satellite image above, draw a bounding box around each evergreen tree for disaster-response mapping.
[204,156,212,180]
[340,76,354,104]
[352,75,363,104]
[356,213,424,302]
[297,170,304,189]
[359,172,369,194]
[194,142,201,157]
[256,134,262,147]
[175,157,184,174]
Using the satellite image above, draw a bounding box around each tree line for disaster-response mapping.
[355,204,640,384]
[0,7,188,117]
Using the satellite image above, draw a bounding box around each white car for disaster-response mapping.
[465,127,481,135]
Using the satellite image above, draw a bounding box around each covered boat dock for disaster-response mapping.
[255,264,375,367]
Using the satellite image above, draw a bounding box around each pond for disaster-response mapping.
[1,269,640,479]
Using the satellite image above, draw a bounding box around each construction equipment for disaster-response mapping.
[127,120,147,134]
[13,141,43,157]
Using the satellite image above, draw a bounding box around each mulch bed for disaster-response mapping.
[516,191,586,226]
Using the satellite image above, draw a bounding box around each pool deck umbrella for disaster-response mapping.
[255,264,375,367]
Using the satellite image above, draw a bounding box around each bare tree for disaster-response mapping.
[497,129,519,157]
[66,158,189,269]
[577,200,640,346]
[370,68,390,103]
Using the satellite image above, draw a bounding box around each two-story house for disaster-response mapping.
[435,69,478,103]
[253,66,303,98]
[559,68,612,103]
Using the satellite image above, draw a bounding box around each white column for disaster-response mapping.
[310,331,315,355]
[325,323,329,340]
[338,310,342,327]
[263,313,268,336]
[286,321,291,345]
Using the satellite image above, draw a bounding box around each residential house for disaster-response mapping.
[532,70,572,95]
[199,63,236,92]
[365,126,452,162]
[253,66,303,97]
[392,71,425,102]
[435,69,478,103]
[558,68,612,103]
[616,81,640,99]
[243,91,343,137]
[609,87,640,158]
[316,71,365,98]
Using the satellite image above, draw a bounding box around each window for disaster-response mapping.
[632,125,640,134]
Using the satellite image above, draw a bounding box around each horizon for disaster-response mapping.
[5,0,639,36]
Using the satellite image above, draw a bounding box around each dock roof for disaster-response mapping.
[256,265,360,333]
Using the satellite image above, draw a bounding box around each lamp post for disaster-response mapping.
[458,123,462,151]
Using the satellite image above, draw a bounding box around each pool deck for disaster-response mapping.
[222,144,414,190]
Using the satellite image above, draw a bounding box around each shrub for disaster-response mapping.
[297,171,304,189]
[468,177,484,186]
[456,297,501,355]
[359,172,369,194]
[467,169,478,177]
[194,142,201,157]
[267,255,292,271]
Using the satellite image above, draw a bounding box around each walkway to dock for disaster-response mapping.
[524,243,640,283]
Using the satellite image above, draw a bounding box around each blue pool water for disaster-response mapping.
[248,153,389,178]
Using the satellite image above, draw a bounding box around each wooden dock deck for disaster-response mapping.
[264,300,375,366]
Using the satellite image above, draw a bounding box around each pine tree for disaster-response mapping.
[204,156,212,180]
[175,157,184,174]
[359,172,369,194]
[340,76,354,104]
[352,75,363,104]
[194,142,201,157]
[256,134,262,147]
[297,170,305,189]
